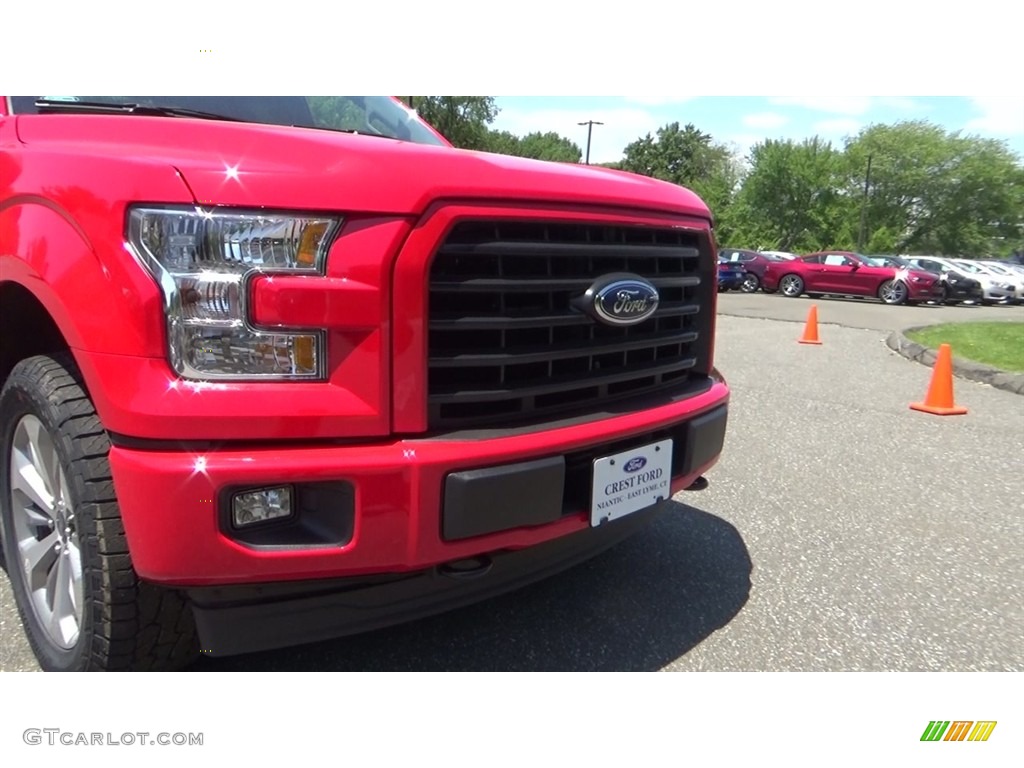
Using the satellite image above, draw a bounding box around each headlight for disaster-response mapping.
[910,276,929,283]
[128,206,340,380]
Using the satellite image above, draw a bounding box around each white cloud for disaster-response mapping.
[490,107,663,164]
[811,118,862,138]
[723,133,767,163]
[741,112,789,130]
[877,96,922,112]
[623,96,698,106]
[965,97,1024,136]
[769,97,874,115]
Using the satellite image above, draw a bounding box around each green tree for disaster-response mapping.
[619,122,742,231]
[399,97,498,150]
[480,130,582,162]
[516,131,582,163]
[732,137,853,252]
[483,129,522,156]
[620,122,722,186]
[845,121,1024,256]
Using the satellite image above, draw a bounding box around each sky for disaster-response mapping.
[490,96,1024,165]
[5,4,1021,170]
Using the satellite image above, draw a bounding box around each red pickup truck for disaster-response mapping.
[0,96,729,671]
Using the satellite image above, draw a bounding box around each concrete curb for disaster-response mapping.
[885,327,1024,396]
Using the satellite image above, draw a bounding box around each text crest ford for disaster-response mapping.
[591,276,660,326]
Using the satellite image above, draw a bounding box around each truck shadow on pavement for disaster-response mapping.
[192,500,752,672]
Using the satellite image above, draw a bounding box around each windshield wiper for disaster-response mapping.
[34,99,248,123]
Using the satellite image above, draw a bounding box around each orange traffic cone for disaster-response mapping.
[798,305,822,345]
[910,343,967,416]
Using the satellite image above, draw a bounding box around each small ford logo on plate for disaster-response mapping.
[577,274,660,326]
[624,457,647,473]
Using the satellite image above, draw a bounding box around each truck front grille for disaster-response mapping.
[427,220,715,429]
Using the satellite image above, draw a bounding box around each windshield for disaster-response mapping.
[953,260,985,274]
[9,96,448,147]
[868,256,911,268]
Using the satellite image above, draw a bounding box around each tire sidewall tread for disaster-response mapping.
[0,354,197,671]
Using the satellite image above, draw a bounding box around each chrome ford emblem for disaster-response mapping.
[578,274,659,326]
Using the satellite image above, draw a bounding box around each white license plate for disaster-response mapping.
[590,439,673,526]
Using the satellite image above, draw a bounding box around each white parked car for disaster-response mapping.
[948,259,1018,304]
[977,261,1024,303]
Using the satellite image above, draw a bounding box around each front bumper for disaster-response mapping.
[909,282,944,301]
[108,383,729,587]
[945,283,984,302]
[982,287,1013,301]
[718,276,745,290]
[187,499,671,657]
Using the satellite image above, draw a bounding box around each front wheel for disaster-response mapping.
[740,273,760,293]
[878,279,908,305]
[0,354,198,671]
[779,274,805,298]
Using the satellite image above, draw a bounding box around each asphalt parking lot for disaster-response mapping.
[1,293,1021,671]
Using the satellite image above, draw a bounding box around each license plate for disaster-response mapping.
[590,439,673,526]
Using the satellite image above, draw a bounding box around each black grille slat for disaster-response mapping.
[430,357,698,403]
[439,241,701,260]
[431,275,701,293]
[430,331,700,368]
[431,301,701,331]
[427,221,714,429]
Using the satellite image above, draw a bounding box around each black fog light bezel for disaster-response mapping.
[218,481,355,550]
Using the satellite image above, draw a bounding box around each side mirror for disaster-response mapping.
[849,261,860,270]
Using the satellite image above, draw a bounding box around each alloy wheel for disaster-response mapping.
[9,414,84,649]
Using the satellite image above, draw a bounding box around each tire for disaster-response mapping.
[740,273,760,293]
[878,279,908,305]
[779,274,804,298]
[0,354,198,671]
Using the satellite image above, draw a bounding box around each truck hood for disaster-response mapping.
[16,115,712,220]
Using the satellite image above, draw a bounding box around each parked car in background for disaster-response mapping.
[878,256,983,305]
[949,259,1019,304]
[717,256,746,292]
[718,248,786,293]
[759,250,799,261]
[999,261,1024,279]
[761,251,943,305]
[976,261,1024,303]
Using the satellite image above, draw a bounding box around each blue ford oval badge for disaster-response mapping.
[581,274,660,326]
[624,457,647,473]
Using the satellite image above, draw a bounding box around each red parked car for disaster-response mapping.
[0,96,730,671]
[761,251,943,305]
[718,248,790,293]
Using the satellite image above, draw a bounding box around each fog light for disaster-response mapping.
[232,486,293,527]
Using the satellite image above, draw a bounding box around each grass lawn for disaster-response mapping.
[906,322,1024,372]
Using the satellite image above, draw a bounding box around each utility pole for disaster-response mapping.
[578,120,603,165]
[857,154,873,251]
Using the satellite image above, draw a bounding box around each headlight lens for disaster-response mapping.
[128,206,339,380]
